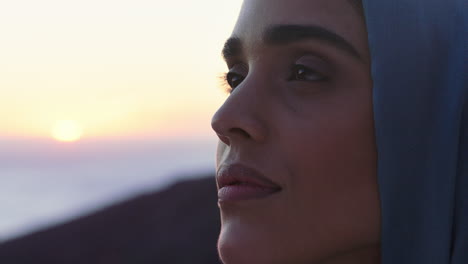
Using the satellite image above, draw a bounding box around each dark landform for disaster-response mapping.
[0,176,221,264]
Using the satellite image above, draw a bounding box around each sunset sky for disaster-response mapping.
[0,0,243,141]
[0,0,245,241]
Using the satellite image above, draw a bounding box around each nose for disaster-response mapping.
[211,84,267,146]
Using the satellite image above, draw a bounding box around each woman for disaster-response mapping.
[211,0,467,263]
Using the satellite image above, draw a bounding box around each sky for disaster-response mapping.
[0,0,244,241]
[0,0,243,140]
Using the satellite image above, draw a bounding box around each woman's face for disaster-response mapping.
[211,0,381,263]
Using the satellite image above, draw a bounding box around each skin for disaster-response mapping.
[211,0,381,263]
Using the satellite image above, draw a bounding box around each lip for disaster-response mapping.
[216,164,282,202]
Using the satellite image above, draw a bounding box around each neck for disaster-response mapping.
[317,244,381,264]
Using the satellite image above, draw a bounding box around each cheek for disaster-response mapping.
[285,113,377,203]
[287,119,377,210]
[276,100,380,253]
[281,78,377,200]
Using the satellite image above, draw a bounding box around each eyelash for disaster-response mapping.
[222,64,326,93]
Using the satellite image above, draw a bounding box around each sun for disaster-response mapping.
[51,120,84,142]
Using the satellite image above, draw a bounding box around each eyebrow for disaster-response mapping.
[222,37,242,62]
[222,24,362,62]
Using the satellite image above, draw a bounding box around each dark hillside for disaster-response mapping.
[0,176,221,264]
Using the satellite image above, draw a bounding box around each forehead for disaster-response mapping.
[231,0,368,60]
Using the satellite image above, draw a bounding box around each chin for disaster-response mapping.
[217,222,346,264]
[218,236,272,264]
[217,224,291,264]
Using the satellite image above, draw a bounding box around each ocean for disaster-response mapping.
[0,137,218,242]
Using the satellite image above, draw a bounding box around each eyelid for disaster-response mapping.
[224,54,248,71]
[294,55,332,76]
[288,64,328,82]
[227,62,248,73]
[227,63,248,80]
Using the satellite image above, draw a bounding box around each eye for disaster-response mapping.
[225,71,245,90]
[289,64,327,82]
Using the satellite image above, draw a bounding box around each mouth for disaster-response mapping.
[216,164,282,202]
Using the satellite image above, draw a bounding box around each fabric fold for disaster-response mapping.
[362,0,467,263]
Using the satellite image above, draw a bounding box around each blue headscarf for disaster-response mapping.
[362,0,467,263]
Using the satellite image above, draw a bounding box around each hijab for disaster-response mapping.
[362,0,467,263]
